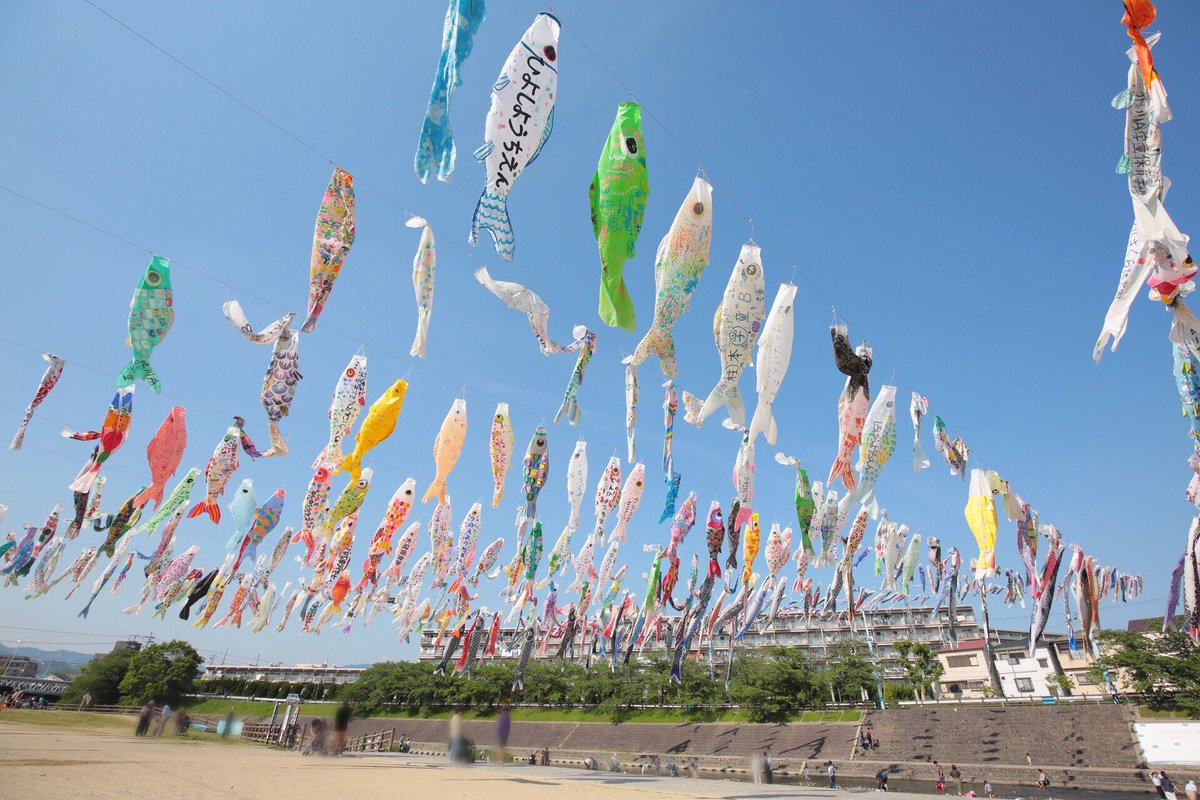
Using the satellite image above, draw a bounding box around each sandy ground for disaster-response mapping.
[0,714,932,800]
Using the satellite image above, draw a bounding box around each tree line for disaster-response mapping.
[342,643,915,722]
[60,641,203,707]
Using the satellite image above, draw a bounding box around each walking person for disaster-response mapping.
[935,761,946,794]
[1163,774,1179,800]
[154,703,171,736]
[950,764,963,796]
[1153,771,1167,800]
[876,768,890,791]
[984,779,995,798]
[134,703,153,736]
[1183,778,1196,800]
[496,701,511,765]
[828,760,837,789]
[1026,753,1034,768]
[764,750,774,784]
[333,701,352,755]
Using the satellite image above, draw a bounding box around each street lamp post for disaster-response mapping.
[2,640,21,677]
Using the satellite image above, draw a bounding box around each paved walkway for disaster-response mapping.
[347,753,918,799]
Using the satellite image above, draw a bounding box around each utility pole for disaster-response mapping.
[978,588,1004,697]
[860,609,885,710]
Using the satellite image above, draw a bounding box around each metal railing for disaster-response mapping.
[53,703,142,714]
[240,723,283,743]
[897,694,1121,707]
[344,728,395,753]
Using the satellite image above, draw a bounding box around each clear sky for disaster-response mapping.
[0,1,1196,668]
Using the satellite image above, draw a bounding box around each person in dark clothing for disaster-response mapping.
[334,701,352,755]
[135,703,154,737]
[496,701,511,765]
[950,765,963,796]
[877,769,890,791]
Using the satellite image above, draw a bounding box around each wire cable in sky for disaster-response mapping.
[73,0,1000,474]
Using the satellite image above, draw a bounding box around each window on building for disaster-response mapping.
[1038,659,1049,668]
[946,655,977,668]
[1008,655,1022,666]
[1015,678,1034,693]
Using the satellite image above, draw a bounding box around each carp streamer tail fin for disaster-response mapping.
[339,451,363,481]
[470,190,515,261]
[748,401,777,447]
[119,357,162,394]
[133,482,164,511]
[828,456,858,492]
[598,277,636,332]
[69,459,101,494]
[631,329,678,379]
[187,499,221,524]
[700,379,746,428]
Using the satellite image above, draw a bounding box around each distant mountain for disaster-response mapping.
[0,645,92,676]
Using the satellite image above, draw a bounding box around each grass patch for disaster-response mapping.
[1136,705,1199,720]
[370,706,750,724]
[369,707,857,724]
[0,710,136,730]
[183,700,862,726]
[186,699,285,717]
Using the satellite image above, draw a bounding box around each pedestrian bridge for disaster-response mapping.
[0,675,71,698]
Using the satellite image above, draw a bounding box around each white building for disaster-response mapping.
[201,663,365,685]
[420,604,991,680]
[938,634,1107,699]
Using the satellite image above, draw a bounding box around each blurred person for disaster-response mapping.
[448,709,464,762]
[154,703,171,736]
[334,701,352,755]
[496,701,511,765]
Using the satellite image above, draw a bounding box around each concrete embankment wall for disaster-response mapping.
[861,705,1141,768]
[341,717,858,762]
[857,704,1150,793]
[271,705,1154,792]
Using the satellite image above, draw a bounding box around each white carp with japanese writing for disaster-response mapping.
[469,13,560,261]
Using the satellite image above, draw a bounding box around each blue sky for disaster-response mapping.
[0,1,1196,668]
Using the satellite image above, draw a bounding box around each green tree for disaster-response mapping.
[1046,673,1074,697]
[882,681,915,705]
[1095,627,1200,715]
[118,640,203,706]
[676,658,724,720]
[61,648,136,705]
[894,641,944,704]
[827,641,877,704]
[730,648,824,722]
